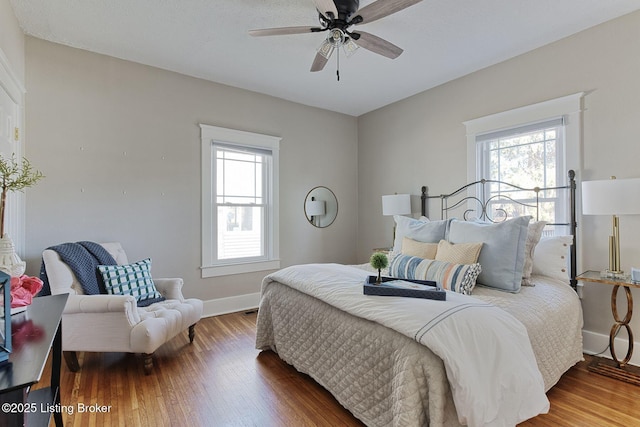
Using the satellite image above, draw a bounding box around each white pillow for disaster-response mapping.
[531,235,573,284]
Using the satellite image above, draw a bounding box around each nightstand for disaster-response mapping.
[577,270,640,385]
[0,294,68,426]
[373,247,391,255]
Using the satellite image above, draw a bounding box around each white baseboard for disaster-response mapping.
[582,329,640,367]
[201,292,261,318]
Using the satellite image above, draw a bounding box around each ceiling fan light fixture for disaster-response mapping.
[343,38,359,57]
[317,39,335,59]
[318,29,345,59]
[329,29,345,45]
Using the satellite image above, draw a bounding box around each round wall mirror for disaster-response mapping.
[304,186,338,228]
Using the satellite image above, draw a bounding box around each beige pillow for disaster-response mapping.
[435,240,483,264]
[401,237,438,259]
[522,221,547,286]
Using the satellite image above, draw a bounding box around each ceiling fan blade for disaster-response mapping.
[310,51,330,72]
[311,0,339,19]
[353,31,403,59]
[249,26,322,37]
[355,0,423,24]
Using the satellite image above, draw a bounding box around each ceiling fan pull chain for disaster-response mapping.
[336,46,340,81]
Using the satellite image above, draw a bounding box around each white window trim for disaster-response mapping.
[464,92,584,183]
[0,47,26,256]
[200,124,281,278]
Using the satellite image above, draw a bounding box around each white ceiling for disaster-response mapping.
[10,0,640,116]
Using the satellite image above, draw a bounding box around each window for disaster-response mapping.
[200,125,280,278]
[476,118,565,228]
[464,93,583,234]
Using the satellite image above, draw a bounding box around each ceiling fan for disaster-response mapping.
[249,0,423,76]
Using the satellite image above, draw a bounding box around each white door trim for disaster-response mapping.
[0,46,26,255]
[0,47,25,105]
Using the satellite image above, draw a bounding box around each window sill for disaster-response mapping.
[201,260,280,278]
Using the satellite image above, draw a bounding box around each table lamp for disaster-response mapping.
[382,194,411,242]
[582,176,640,278]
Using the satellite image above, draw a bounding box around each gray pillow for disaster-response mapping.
[393,216,451,252]
[447,216,531,292]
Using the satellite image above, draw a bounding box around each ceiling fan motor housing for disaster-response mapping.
[320,0,360,30]
[335,0,359,20]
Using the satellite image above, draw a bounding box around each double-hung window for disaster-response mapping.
[200,125,280,278]
[476,118,566,230]
[465,93,583,235]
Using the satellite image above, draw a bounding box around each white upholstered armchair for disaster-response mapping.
[41,242,203,375]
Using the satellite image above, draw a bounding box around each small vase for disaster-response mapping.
[0,234,26,277]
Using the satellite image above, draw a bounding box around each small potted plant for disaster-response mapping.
[0,154,44,276]
[370,252,389,284]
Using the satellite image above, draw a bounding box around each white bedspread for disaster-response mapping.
[263,263,550,427]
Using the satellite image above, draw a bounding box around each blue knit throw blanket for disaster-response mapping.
[39,241,117,296]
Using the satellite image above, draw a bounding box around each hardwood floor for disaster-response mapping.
[36,311,640,426]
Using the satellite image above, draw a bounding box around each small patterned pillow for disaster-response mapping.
[97,258,165,307]
[435,240,483,264]
[402,237,438,259]
[389,253,482,295]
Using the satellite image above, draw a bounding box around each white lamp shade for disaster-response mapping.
[382,194,411,216]
[305,200,325,216]
[582,177,640,215]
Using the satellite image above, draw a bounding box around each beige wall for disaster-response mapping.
[24,37,358,307]
[358,10,640,358]
[15,4,640,358]
[0,0,24,84]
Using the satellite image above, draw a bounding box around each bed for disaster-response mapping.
[256,172,584,427]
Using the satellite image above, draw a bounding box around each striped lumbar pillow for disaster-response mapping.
[389,254,482,295]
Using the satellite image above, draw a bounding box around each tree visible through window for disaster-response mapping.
[477,118,566,229]
[465,93,583,236]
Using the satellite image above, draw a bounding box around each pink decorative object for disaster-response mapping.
[10,275,43,308]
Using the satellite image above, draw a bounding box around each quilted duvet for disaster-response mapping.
[257,281,461,427]
[256,263,583,427]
